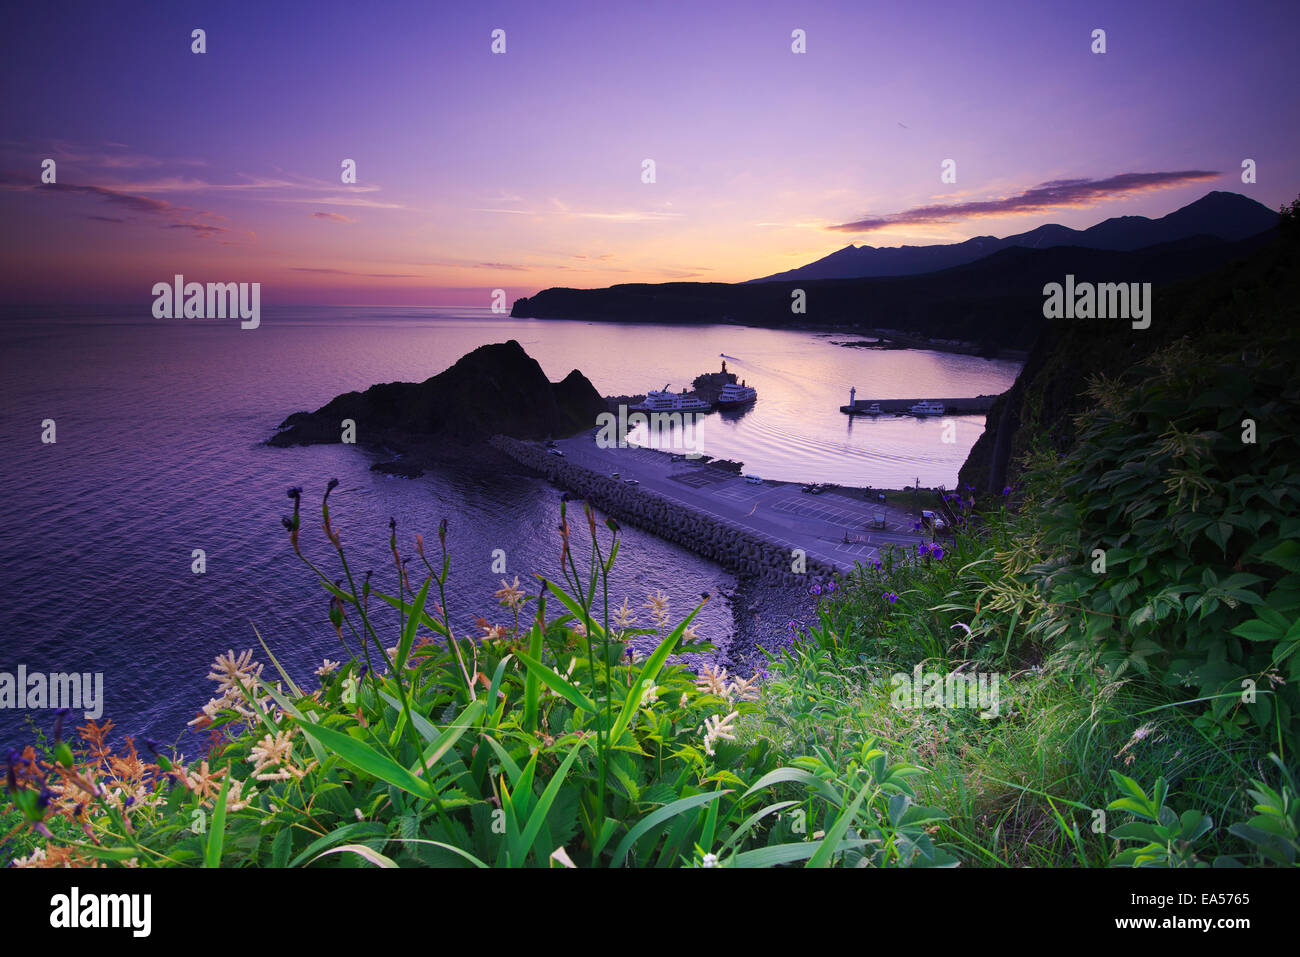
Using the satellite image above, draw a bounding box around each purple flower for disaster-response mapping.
[53,707,70,743]
[884,592,899,604]
[826,580,836,593]
[809,583,822,596]
[1002,486,1011,496]
[932,546,945,560]
[911,521,922,532]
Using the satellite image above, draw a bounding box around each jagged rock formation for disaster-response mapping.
[268,340,607,473]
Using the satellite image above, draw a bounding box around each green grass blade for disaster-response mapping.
[720,800,799,852]
[370,589,450,637]
[519,740,587,859]
[540,577,607,640]
[288,822,388,867]
[807,775,876,868]
[250,622,303,698]
[734,838,867,868]
[523,615,545,733]
[743,766,843,806]
[296,718,432,800]
[204,764,231,869]
[609,600,704,745]
[514,649,597,713]
[309,844,398,868]
[397,574,434,672]
[610,790,729,867]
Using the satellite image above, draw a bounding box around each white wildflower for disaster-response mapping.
[702,711,739,757]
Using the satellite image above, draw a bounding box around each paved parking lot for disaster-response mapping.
[551,434,929,572]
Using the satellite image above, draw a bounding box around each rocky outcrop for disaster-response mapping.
[268,341,607,472]
[491,436,839,586]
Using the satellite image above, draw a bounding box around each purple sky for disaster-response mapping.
[1,0,1296,305]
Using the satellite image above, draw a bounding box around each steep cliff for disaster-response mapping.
[958,226,1297,495]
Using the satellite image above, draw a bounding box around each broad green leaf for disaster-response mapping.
[514,649,597,713]
[610,791,729,867]
[296,718,432,800]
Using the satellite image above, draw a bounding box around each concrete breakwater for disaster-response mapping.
[490,435,839,586]
[840,395,999,416]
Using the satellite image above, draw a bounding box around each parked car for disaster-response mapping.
[921,509,948,531]
[744,475,763,485]
[624,479,639,486]
[548,448,564,457]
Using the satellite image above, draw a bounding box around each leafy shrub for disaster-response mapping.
[1013,339,1300,744]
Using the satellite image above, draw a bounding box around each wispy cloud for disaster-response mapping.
[168,221,229,238]
[574,210,682,223]
[40,181,175,214]
[471,196,681,224]
[312,211,355,223]
[828,170,1221,233]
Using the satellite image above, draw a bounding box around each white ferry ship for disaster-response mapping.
[908,400,946,416]
[716,380,757,409]
[631,386,711,413]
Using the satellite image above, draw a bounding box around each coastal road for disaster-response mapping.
[552,432,933,574]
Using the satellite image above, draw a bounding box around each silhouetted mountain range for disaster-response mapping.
[512,228,1276,353]
[746,191,1278,283]
[958,217,1299,496]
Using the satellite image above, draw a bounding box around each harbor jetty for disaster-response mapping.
[490,435,841,586]
[840,395,1000,416]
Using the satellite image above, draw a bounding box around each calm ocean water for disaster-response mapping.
[0,305,1019,750]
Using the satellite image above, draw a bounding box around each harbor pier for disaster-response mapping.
[840,395,1000,416]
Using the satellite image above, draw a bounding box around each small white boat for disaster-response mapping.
[631,385,711,413]
[909,400,945,416]
[716,380,757,408]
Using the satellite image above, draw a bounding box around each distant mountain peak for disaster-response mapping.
[746,191,1277,284]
